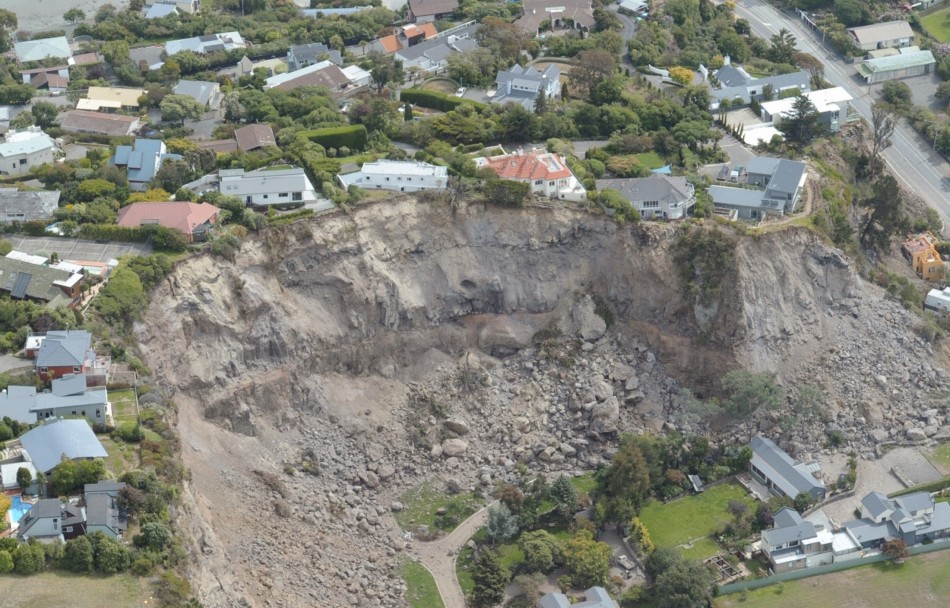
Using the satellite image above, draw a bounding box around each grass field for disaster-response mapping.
[639,482,754,561]
[110,389,137,425]
[634,152,666,169]
[715,551,950,608]
[402,561,445,608]
[922,6,950,43]
[393,481,482,535]
[422,79,458,94]
[0,572,149,607]
[928,443,950,475]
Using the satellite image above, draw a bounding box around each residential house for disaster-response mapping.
[516,0,594,35]
[19,418,109,475]
[492,64,561,112]
[759,87,853,134]
[925,286,950,313]
[843,491,950,550]
[145,0,199,14]
[594,176,695,220]
[475,148,587,201]
[197,139,239,154]
[407,0,459,22]
[709,63,810,111]
[0,258,83,308]
[144,3,180,18]
[538,586,618,608]
[78,86,146,112]
[0,127,55,176]
[234,124,277,152]
[0,460,36,491]
[857,48,936,84]
[35,330,95,380]
[760,508,861,573]
[902,233,944,281]
[264,60,352,94]
[172,80,223,110]
[288,43,343,70]
[111,139,181,191]
[709,156,807,220]
[337,160,448,192]
[618,0,647,14]
[848,21,915,52]
[165,32,245,56]
[372,23,439,54]
[117,201,221,242]
[183,167,318,207]
[341,65,372,87]
[58,110,141,137]
[30,72,68,95]
[0,373,110,426]
[85,493,127,539]
[0,188,60,222]
[19,64,71,86]
[748,435,825,501]
[17,499,86,543]
[394,29,479,74]
[130,45,166,71]
[14,36,72,63]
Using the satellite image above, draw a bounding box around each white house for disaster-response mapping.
[759,87,853,134]
[925,287,950,313]
[14,36,72,63]
[492,64,561,112]
[165,31,245,56]
[475,148,587,201]
[337,160,448,192]
[183,167,319,207]
[0,127,55,176]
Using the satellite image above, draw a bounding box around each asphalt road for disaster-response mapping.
[731,0,950,224]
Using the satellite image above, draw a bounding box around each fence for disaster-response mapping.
[718,539,950,595]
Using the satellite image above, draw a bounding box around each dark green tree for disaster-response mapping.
[0,9,16,53]
[16,466,31,490]
[550,474,578,524]
[63,536,95,573]
[519,530,561,573]
[769,28,797,64]
[654,558,714,608]
[404,102,413,122]
[485,503,519,545]
[721,370,785,418]
[368,53,404,94]
[594,434,651,525]
[859,174,904,252]
[30,101,59,129]
[562,530,611,588]
[472,548,508,607]
[782,94,821,146]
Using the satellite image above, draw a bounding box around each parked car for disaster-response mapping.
[454,87,466,97]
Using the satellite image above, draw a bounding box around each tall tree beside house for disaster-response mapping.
[550,474,579,524]
[534,88,548,114]
[404,102,413,122]
[593,434,651,525]
[859,174,905,252]
[16,466,31,490]
[472,548,508,608]
[782,95,821,146]
[654,558,715,608]
[769,28,797,64]
[882,539,909,563]
[792,51,825,90]
[562,530,611,588]
[160,94,204,126]
[63,536,95,573]
[367,53,404,95]
[0,9,15,53]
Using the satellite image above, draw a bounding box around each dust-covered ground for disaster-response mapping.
[1,0,127,33]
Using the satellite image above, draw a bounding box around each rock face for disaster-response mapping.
[137,198,950,608]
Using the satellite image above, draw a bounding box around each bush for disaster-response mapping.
[300,125,368,152]
[113,422,144,443]
[400,88,489,112]
[63,536,95,573]
[483,179,530,207]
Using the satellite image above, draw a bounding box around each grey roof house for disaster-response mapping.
[17,498,86,543]
[288,43,342,70]
[165,31,245,56]
[36,329,93,371]
[709,63,810,111]
[492,64,561,112]
[14,36,71,63]
[709,156,807,220]
[172,79,223,110]
[0,373,110,426]
[85,492,127,539]
[19,418,109,474]
[848,21,914,52]
[394,26,478,73]
[111,139,182,191]
[595,175,695,220]
[749,435,825,501]
[0,188,60,222]
[538,586,618,608]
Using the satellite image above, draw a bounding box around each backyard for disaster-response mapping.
[638,482,754,561]
[922,6,950,43]
[110,389,138,427]
[0,572,149,607]
[715,551,950,608]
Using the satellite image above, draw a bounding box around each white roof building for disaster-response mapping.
[165,31,245,56]
[337,160,448,193]
[341,65,372,87]
[926,287,950,313]
[760,87,853,119]
[14,36,72,63]
[184,166,322,208]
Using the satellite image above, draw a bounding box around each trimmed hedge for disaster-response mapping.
[400,88,489,113]
[890,476,950,497]
[300,125,368,151]
[77,224,188,252]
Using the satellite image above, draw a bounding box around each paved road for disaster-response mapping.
[731,0,950,224]
[407,501,496,608]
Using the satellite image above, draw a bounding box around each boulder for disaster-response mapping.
[377,464,396,480]
[869,428,888,443]
[570,295,607,341]
[906,428,927,441]
[444,419,470,436]
[441,438,469,457]
[589,396,620,434]
[590,378,613,401]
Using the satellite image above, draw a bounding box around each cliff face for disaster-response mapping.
[138,200,941,608]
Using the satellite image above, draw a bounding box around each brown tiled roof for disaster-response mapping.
[57,110,139,136]
[31,72,68,89]
[117,202,220,236]
[198,139,239,153]
[377,35,403,53]
[408,0,459,17]
[270,64,349,92]
[234,124,276,151]
[483,151,573,181]
[72,52,100,66]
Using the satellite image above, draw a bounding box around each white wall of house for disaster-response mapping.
[524,175,586,201]
[344,171,446,192]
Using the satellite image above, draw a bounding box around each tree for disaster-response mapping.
[594,434,651,525]
[483,179,530,207]
[534,88,549,114]
[721,370,785,417]
[562,530,611,588]
[860,174,904,251]
[550,475,578,524]
[76,178,117,202]
[654,558,714,608]
[519,530,561,573]
[93,534,131,574]
[160,94,204,126]
[472,548,508,607]
[572,50,617,97]
[496,103,539,142]
[769,28,797,64]
[486,503,519,545]
[869,102,896,179]
[882,539,909,563]
[16,466,31,490]
[30,101,58,129]
[404,102,413,122]
[0,550,11,574]
[63,536,95,573]
[0,9,16,53]
[367,53,404,94]
[669,67,694,87]
[95,267,147,323]
[792,51,824,90]
[782,94,821,146]
[881,81,913,114]
[138,522,172,551]
[64,8,86,23]
[936,82,950,107]
[476,16,528,62]
[12,542,41,574]
[628,517,655,555]
[0,84,35,106]
[833,0,870,27]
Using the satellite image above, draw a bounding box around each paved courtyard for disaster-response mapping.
[4,236,151,262]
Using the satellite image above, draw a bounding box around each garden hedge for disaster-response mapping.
[301,125,368,151]
[400,88,489,113]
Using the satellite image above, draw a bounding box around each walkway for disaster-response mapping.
[404,501,497,608]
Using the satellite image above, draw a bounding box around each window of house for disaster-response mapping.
[64,526,72,533]
[39,367,47,373]
[53,520,58,530]
[96,409,100,417]
[534,180,543,185]
[292,192,302,201]
[71,411,76,416]
[73,366,81,373]
[386,177,390,181]
[549,181,555,186]
[19,159,26,165]
[397,177,403,181]
[643,201,659,208]
[263,194,268,199]
[279,193,288,197]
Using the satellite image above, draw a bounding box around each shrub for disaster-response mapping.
[63,536,95,573]
[300,125,368,151]
[113,422,144,443]
[483,179,530,207]
[400,88,489,112]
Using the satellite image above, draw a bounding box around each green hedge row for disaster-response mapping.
[77,224,188,252]
[400,88,489,113]
[890,475,950,497]
[300,125,368,151]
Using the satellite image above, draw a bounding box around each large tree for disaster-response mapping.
[472,548,508,607]
[572,50,617,98]
[721,370,785,418]
[654,559,715,608]
[159,94,204,126]
[769,28,797,64]
[367,52,404,94]
[594,434,651,525]
[792,51,824,90]
[485,503,519,545]
[475,16,528,63]
[860,174,904,251]
[869,102,896,179]
[562,530,611,588]
[782,94,821,146]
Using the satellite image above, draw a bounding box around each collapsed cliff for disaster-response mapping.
[137,198,948,607]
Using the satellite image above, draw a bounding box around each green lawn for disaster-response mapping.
[715,551,950,608]
[571,473,597,496]
[634,152,666,170]
[0,572,148,607]
[638,482,753,561]
[928,443,950,475]
[110,389,137,424]
[393,481,483,536]
[458,545,476,596]
[922,6,950,43]
[402,561,445,608]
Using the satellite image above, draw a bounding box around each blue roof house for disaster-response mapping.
[749,435,825,501]
[19,418,108,474]
[538,587,618,608]
[111,139,182,191]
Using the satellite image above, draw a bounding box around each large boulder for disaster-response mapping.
[441,438,469,457]
[570,294,607,341]
[443,419,470,436]
[589,396,620,434]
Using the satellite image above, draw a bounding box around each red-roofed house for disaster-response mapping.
[475,148,587,201]
[117,202,220,242]
[373,23,439,54]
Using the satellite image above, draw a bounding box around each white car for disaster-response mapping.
[455,87,466,97]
